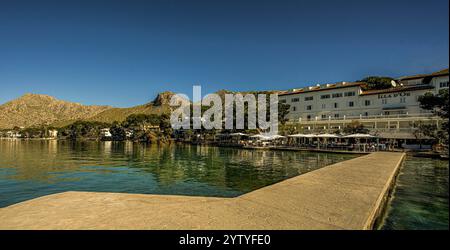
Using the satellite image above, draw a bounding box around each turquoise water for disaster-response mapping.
[0,140,356,208]
[2,140,447,229]
[381,156,449,230]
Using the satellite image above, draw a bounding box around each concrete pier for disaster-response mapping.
[0,152,405,230]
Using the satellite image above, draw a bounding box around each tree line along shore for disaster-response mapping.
[0,88,448,151]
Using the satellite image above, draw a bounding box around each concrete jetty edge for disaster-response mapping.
[364,153,405,229]
[0,152,406,230]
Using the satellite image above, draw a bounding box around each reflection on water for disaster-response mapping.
[0,140,356,207]
[381,156,449,230]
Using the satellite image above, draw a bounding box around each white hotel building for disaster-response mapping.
[278,69,448,141]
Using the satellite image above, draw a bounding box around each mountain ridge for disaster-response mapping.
[0,92,180,129]
[0,93,112,129]
[0,90,279,129]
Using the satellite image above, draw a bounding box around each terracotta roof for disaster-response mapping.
[359,85,434,96]
[279,82,366,96]
[398,68,449,81]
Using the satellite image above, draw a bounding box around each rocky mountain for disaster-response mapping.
[0,90,278,129]
[69,90,278,125]
[84,103,169,125]
[80,91,182,124]
[152,91,177,106]
[0,92,187,129]
[0,94,111,129]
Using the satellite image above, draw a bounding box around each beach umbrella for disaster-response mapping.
[250,134,285,141]
[288,134,308,138]
[316,133,341,138]
[343,134,376,138]
[229,133,247,136]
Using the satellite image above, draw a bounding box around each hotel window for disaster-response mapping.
[304,96,314,101]
[322,103,326,109]
[348,101,354,107]
[332,93,343,98]
[307,115,312,120]
[364,112,369,116]
[382,99,388,104]
[292,106,297,111]
[320,94,331,99]
[334,103,338,108]
[334,114,340,118]
[440,81,449,88]
[280,99,287,104]
[321,114,327,119]
[344,91,356,97]
[400,97,406,103]
[306,105,312,110]
[365,100,371,106]
[291,98,300,102]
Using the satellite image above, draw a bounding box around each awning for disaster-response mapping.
[250,134,285,140]
[316,134,341,138]
[343,134,377,138]
[288,134,308,138]
[229,133,247,136]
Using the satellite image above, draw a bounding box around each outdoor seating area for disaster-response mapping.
[285,133,383,152]
[215,132,386,153]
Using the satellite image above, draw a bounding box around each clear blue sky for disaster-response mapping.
[0,0,448,107]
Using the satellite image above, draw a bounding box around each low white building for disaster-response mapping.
[6,131,21,138]
[100,128,112,138]
[48,129,58,138]
[125,129,133,138]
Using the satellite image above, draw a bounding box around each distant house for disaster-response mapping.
[48,129,58,138]
[143,125,160,132]
[125,129,134,138]
[6,131,21,138]
[100,128,112,137]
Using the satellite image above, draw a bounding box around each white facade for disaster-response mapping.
[399,69,449,94]
[125,129,133,138]
[279,83,434,122]
[6,131,21,138]
[279,69,448,122]
[48,129,58,138]
[100,128,112,137]
[430,75,449,93]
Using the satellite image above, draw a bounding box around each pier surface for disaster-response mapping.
[0,152,405,229]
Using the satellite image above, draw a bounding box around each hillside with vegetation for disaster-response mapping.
[82,91,181,124]
[0,90,284,130]
[0,93,111,129]
[86,103,169,123]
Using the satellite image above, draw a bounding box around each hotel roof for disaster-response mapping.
[359,84,434,96]
[279,82,366,96]
[398,68,449,81]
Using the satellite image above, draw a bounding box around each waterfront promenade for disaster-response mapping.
[0,152,405,230]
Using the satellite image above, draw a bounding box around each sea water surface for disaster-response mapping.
[0,139,356,208]
[1,140,448,230]
[381,156,449,230]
